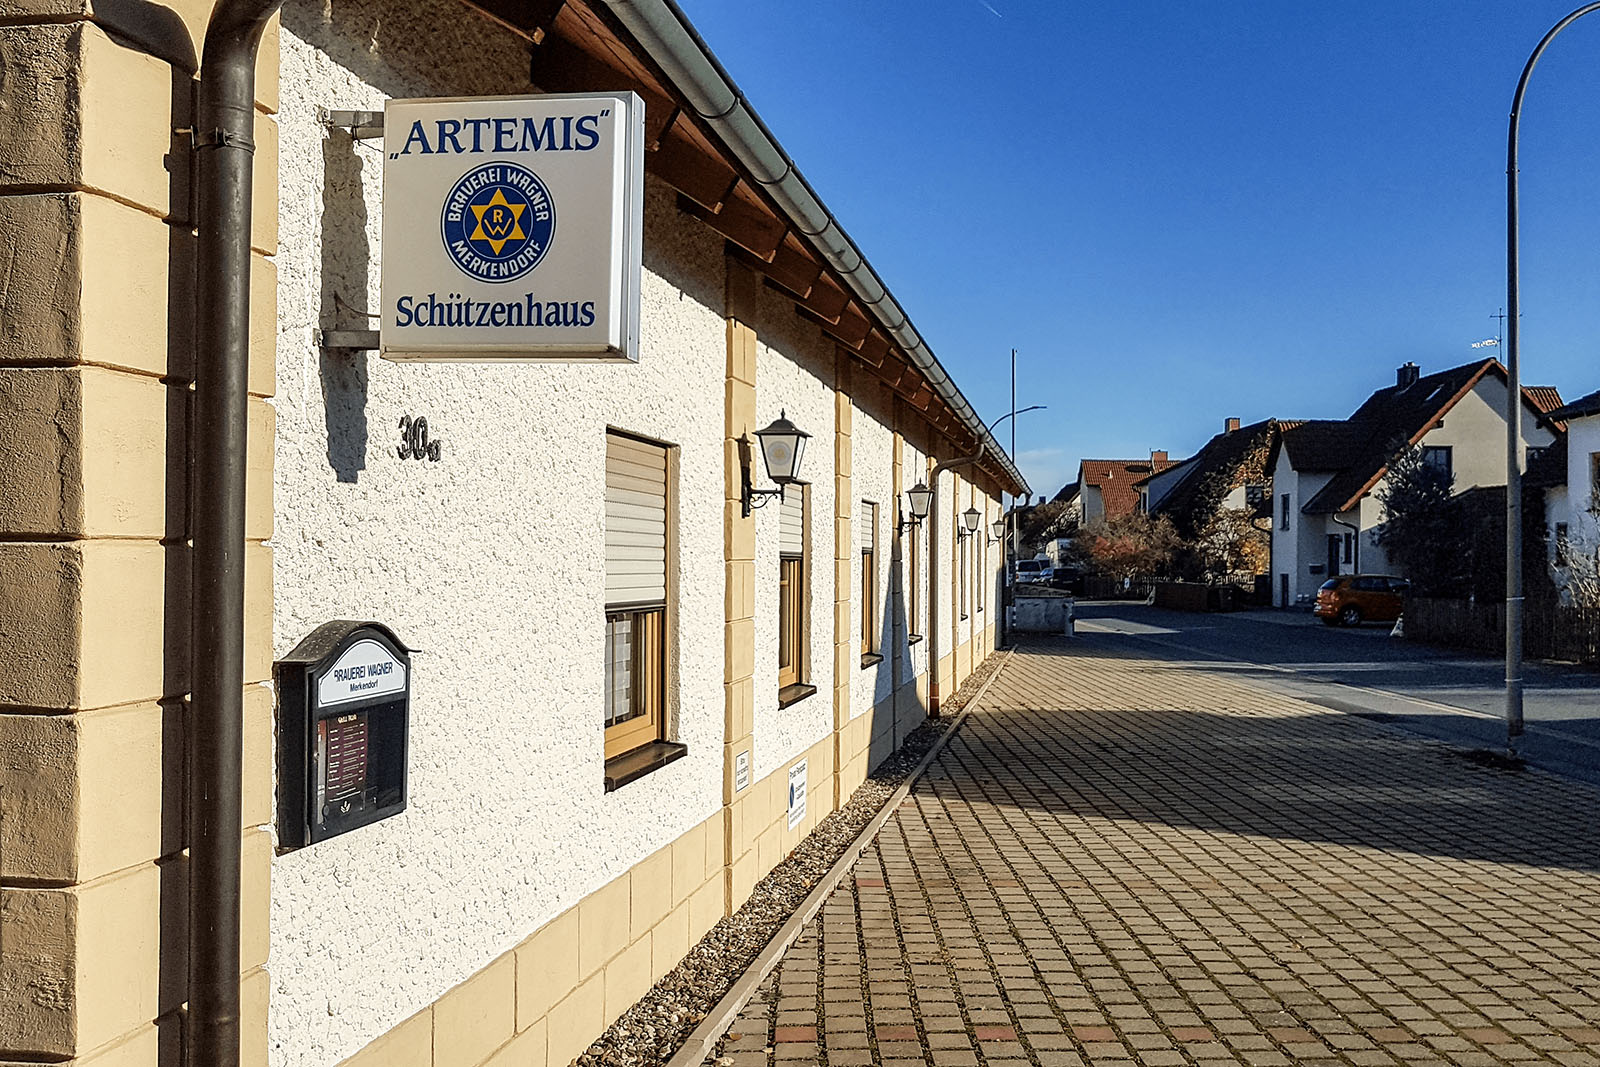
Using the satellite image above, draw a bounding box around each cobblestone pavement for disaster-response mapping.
[715,641,1600,1067]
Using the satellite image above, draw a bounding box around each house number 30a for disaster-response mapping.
[397,415,442,461]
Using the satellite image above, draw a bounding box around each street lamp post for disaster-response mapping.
[1504,2,1600,751]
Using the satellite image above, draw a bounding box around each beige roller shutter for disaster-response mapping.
[606,433,667,607]
[779,488,805,556]
[859,500,876,554]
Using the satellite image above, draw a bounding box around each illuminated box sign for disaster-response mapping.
[379,92,644,362]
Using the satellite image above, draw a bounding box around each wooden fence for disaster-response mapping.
[1405,597,1600,665]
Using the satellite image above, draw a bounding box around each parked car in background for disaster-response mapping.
[1314,574,1410,626]
[1049,565,1081,593]
[1014,559,1046,584]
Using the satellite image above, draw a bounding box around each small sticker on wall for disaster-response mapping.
[735,750,750,793]
[787,759,808,830]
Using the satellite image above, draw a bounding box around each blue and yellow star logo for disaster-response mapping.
[468,189,528,256]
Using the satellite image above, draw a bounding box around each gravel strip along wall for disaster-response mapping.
[576,654,1012,1067]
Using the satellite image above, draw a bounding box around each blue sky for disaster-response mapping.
[675,1,1600,499]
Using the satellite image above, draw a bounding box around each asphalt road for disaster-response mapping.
[1070,599,1600,787]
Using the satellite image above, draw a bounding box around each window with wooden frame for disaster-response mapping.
[777,487,808,692]
[966,511,979,617]
[604,431,670,759]
[860,501,878,660]
[959,529,970,621]
[907,522,922,640]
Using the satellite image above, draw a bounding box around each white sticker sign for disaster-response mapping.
[316,639,407,707]
[787,759,808,830]
[380,92,644,362]
[735,750,751,793]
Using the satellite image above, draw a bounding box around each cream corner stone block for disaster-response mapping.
[255,13,281,115]
[722,617,754,685]
[723,560,753,623]
[702,812,724,881]
[244,542,273,685]
[340,1007,432,1067]
[0,368,82,535]
[76,26,177,216]
[79,367,176,539]
[246,399,274,542]
[688,874,724,942]
[433,952,515,1067]
[577,875,630,977]
[601,936,652,1026]
[0,25,169,214]
[0,193,169,377]
[0,712,77,882]
[669,822,703,906]
[0,541,82,708]
[628,847,672,944]
[243,685,273,828]
[728,850,756,914]
[248,253,278,398]
[241,965,269,1067]
[78,195,172,376]
[723,678,752,740]
[650,902,690,983]
[75,702,175,882]
[76,540,172,710]
[515,906,578,1032]
[250,113,278,255]
[723,500,754,562]
[545,975,602,1067]
[240,828,271,971]
[722,437,745,503]
[485,1017,546,1067]
[0,865,162,1058]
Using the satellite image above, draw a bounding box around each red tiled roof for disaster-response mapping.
[1078,457,1177,521]
[1525,386,1568,431]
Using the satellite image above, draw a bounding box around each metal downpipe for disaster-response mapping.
[191,2,282,1064]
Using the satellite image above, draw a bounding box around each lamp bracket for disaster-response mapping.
[741,468,785,517]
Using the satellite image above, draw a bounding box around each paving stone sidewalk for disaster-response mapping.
[714,640,1600,1067]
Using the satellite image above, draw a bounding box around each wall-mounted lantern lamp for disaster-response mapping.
[898,481,932,532]
[958,506,982,538]
[743,411,810,516]
[989,518,1007,544]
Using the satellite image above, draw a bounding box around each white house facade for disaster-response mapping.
[1270,361,1558,607]
[1542,390,1600,602]
[0,4,1024,1067]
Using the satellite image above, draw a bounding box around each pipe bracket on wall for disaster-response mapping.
[320,107,385,140]
[320,329,380,349]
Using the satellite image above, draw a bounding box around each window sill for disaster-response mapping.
[603,741,688,792]
[778,683,817,708]
[907,634,923,645]
[860,652,884,669]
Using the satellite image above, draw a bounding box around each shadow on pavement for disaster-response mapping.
[949,640,1600,873]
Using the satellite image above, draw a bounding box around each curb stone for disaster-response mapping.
[663,649,1016,1067]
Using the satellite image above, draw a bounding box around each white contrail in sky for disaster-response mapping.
[976,0,1003,17]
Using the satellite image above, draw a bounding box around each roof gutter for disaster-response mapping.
[191,3,282,1064]
[600,0,1029,497]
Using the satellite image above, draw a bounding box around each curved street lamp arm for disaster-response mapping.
[1503,2,1600,748]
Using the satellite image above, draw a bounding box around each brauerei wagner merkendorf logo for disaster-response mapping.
[439,162,556,283]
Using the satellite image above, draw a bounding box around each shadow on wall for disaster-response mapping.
[318,130,371,482]
[952,654,1600,872]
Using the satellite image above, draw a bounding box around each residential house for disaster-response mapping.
[1269,360,1562,607]
[1540,389,1600,601]
[1075,452,1176,526]
[1140,417,1287,535]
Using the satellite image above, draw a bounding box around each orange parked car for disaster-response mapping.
[1314,574,1410,627]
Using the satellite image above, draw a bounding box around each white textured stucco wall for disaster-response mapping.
[750,284,836,781]
[850,401,895,713]
[270,3,727,1065]
[899,437,930,681]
